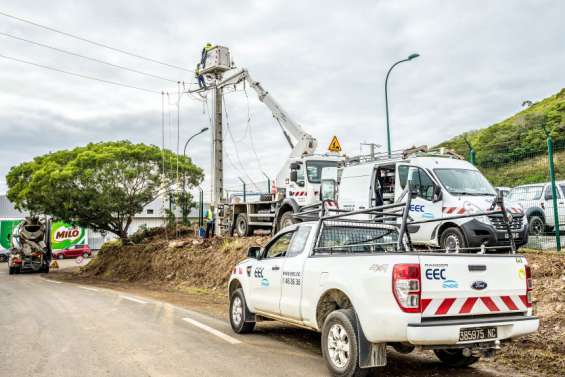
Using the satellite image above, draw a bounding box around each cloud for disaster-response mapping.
[0,0,564,198]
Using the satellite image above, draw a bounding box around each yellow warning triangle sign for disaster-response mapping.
[50,260,59,269]
[328,136,342,152]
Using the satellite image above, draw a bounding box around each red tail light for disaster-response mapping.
[392,264,421,313]
[525,265,533,307]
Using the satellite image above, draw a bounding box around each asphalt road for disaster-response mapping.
[0,265,526,377]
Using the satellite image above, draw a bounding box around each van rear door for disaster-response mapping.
[419,255,530,319]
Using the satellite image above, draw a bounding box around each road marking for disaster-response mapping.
[120,295,148,304]
[182,317,241,345]
[39,277,62,284]
[78,286,99,292]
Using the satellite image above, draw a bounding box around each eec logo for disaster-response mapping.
[425,268,446,280]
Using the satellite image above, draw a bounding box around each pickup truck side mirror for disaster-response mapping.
[247,246,261,259]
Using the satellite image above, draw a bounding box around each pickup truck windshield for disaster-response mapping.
[508,186,543,201]
[434,168,496,196]
[315,225,399,254]
[306,161,338,184]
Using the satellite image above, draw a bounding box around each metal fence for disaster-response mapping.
[471,140,563,251]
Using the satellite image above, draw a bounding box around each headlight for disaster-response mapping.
[463,202,490,224]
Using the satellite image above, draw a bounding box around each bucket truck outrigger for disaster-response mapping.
[213,63,343,236]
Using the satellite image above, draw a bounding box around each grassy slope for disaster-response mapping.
[438,89,565,187]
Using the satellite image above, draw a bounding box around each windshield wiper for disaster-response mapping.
[450,191,495,196]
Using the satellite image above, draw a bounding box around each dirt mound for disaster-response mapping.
[495,251,565,376]
[81,236,269,290]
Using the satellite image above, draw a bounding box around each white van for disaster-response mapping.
[323,153,529,249]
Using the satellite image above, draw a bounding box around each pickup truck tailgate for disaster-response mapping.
[419,255,530,318]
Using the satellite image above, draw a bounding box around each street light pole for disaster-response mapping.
[384,53,420,158]
[182,127,209,225]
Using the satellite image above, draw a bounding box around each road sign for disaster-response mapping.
[328,136,342,152]
[50,260,59,269]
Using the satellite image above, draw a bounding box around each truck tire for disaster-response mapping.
[229,288,255,334]
[235,214,252,237]
[440,227,467,251]
[528,215,544,235]
[321,309,368,377]
[434,349,479,367]
[278,211,297,231]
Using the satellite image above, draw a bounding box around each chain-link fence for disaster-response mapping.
[472,141,564,250]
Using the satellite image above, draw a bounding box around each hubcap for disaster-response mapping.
[232,296,243,326]
[530,219,543,235]
[445,234,460,251]
[327,324,350,369]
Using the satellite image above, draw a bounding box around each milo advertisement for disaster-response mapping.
[50,221,87,250]
[0,220,21,250]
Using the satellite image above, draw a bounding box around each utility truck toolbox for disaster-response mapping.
[228,187,538,377]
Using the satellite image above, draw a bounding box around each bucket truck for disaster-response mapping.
[214,66,343,236]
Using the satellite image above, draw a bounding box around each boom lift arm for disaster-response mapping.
[217,68,318,160]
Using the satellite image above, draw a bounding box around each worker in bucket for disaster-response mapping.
[195,63,206,89]
[205,206,215,238]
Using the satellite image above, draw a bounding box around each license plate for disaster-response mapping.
[504,232,519,239]
[459,327,497,342]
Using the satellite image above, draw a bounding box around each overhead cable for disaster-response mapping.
[0,10,193,73]
[0,53,161,94]
[0,31,179,83]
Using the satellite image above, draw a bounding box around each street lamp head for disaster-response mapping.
[200,127,209,133]
[408,53,420,60]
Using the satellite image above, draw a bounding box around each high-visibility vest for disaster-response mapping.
[207,209,213,221]
[204,43,214,52]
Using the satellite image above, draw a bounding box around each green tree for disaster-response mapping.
[6,141,203,241]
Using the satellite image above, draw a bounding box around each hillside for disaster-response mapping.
[438,88,565,186]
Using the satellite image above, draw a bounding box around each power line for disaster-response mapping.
[0,10,194,73]
[0,31,179,83]
[0,53,161,94]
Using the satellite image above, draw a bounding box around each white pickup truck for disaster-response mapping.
[228,198,539,377]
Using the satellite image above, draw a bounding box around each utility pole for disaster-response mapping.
[211,85,223,207]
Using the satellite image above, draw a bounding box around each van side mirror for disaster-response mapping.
[290,162,300,170]
[408,179,419,197]
[433,184,442,202]
[247,246,261,259]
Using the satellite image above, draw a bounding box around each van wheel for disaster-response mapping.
[322,309,368,377]
[434,349,479,367]
[235,214,252,237]
[278,211,296,231]
[528,216,544,235]
[229,288,255,334]
[440,227,467,251]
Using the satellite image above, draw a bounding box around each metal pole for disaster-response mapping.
[547,137,561,251]
[198,186,204,227]
[470,149,476,165]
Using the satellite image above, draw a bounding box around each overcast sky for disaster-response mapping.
[1,0,564,200]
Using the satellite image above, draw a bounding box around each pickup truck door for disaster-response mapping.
[251,231,295,315]
[396,165,442,244]
[279,225,313,320]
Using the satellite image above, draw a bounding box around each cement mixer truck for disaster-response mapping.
[8,217,52,274]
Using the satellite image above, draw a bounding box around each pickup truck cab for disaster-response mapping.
[228,203,538,377]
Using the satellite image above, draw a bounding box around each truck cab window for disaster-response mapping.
[286,226,311,257]
[264,232,294,258]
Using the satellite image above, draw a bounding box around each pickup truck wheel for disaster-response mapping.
[434,349,479,367]
[528,216,544,235]
[235,215,252,237]
[322,309,368,377]
[440,227,467,251]
[229,288,255,334]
